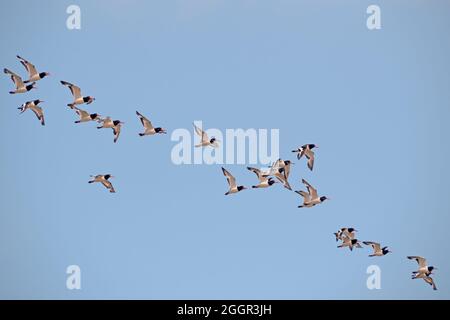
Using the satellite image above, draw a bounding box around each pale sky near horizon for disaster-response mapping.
[0,0,449,299]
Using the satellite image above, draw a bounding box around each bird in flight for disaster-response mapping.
[136,111,167,136]
[363,241,391,257]
[334,227,357,242]
[407,256,438,291]
[407,256,437,277]
[18,100,45,126]
[60,80,95,108]
[337,236,363,251]
[292,144,317,171]
[193,123,219,148]
[295,179,328,208]
[97,118,124,143]
[88,174,116,193]
[4,68,36,94]
[247,167,277,189]
[16,55,50,83]
[222,167,246,195]
[264,159,292,190]
[72,106,102,124]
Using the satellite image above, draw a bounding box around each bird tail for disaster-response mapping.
[139,133,145,137]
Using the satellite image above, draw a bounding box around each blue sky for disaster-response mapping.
[0,0,449,299]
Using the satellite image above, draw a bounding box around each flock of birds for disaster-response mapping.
[4,55,439,292]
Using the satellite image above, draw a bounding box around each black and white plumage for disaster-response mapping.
[60,80,95,108]
[247,167,277,189]
[363,241,391,257]
[264,159,292,190]
[222,167,246,195]
[334,227,357,242]
[88,174,116,193]
[193,123,219,148]
[4,68,36,94]
[407,256,436,277]
[97,118,123,143]
[295,179,328,208]
[337,236,363,251]
[72,106,102,124]
[16,55,50,83]
[136,111,166,136]
[18,100,45,126]
[292,144,317,171]
[112,120,123,143]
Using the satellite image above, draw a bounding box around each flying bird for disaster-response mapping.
[295,179,328,208]
[136,111,166,136]
[292,144,317,171]
[410,269,438,291]
[193,123,219,148]
[363,241,391,257]
[334,227,357,242]
[407,256,436,277]
[88,174,116,193]
[264,159,293,190]
[97,118,124,143]
[247,167,277,188]
[72,106,102,124]
[112,120,123,143]
[97,117,114,129]
[60,80,95,108]
[222,167,246,195]
[4,68,36,94]
[16,55,50,83]
[18,100,45,126]
[337,236,363,251]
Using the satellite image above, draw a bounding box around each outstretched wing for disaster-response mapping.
[407,256,427,268]
[61,80,82,100]
[222,167,236,189]
[17,55,38,77]
[247,167,264,182]
[302,179,318,199]
[193,123,209,143]
[4,68,24,89]
[136,111,154,130]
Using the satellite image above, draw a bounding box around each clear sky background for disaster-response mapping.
[0,0,449,299]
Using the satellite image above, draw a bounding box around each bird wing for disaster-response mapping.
[61,80,82,99]
[193,123,209,143]
[4,68,24,88]
[302,179,318,199]
[407,256,427,268]
[101,180,113,190]
[113,124,122,143]
[305,149,315,170]
[423,277,437,290]
[363,241,381,252]
[75,107,89,118]
[247,167,264,182]
[295,190,311,202]
[17,56,38,77]
[222,167,236,189]
[29,105,45,125]
[284,162,291,179]
[274,170,292,190]
[136,111,154,130]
